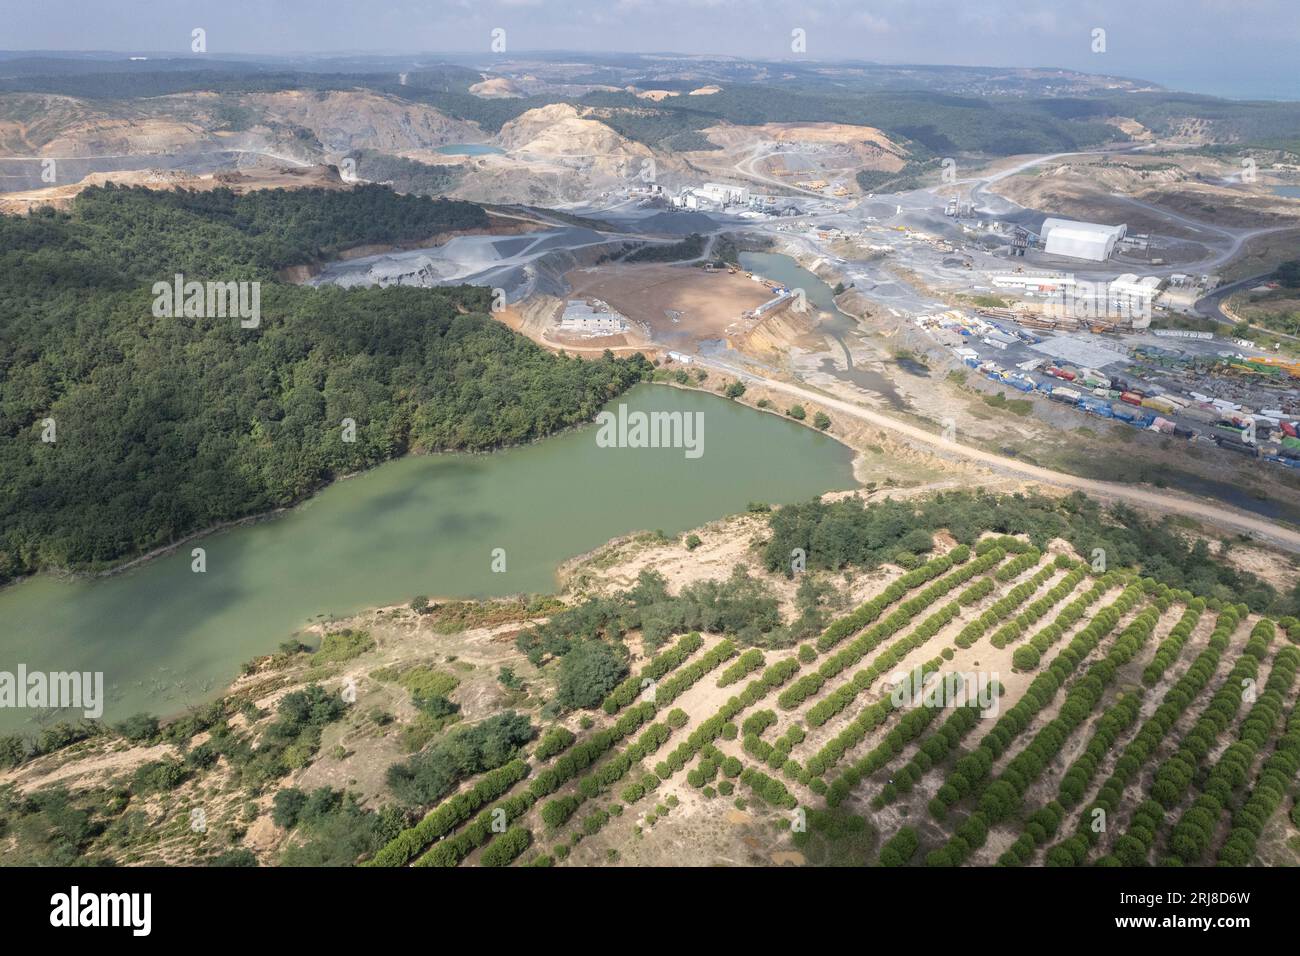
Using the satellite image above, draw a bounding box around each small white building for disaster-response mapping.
[991,272,1076,295]
[1039,218,1127,261]
[557,300,628,336]
[1108,274,1163,317]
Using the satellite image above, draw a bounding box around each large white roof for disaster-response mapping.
[1040,217,1126,240]
[1040,218,1126,261]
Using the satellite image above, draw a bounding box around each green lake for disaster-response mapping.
[435,144,505,156]
[0,384,855,732]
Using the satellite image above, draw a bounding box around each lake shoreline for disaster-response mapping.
[3,379,870,596]
[0,383,859,733]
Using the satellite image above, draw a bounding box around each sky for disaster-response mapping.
[3,0,1299,99]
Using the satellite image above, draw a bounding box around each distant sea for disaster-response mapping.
[1145,71,1300,102]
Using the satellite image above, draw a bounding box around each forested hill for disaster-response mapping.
[0,186,651,582]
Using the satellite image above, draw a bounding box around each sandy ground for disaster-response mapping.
[990,153,1300,233]
[2,740,178,795]
[565,262,774,349]
[0,163,348,214]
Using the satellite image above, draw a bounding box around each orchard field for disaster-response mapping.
[367,532,1300,868]
[5,493,1299,868]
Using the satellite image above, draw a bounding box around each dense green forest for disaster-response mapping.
[345,149,465,196]
[0,186,652,582]
[579,87,1121,156]
[582,102,721,152]
[623,233,707,263]
[0,69,392,99]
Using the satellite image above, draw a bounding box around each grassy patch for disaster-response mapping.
[310,629,375,667]
[790,806,877,866]
[981,392,1031,416]
[371,662,460,699]
[421,597,564,634]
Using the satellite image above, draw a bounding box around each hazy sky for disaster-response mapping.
[4,0,1299,99]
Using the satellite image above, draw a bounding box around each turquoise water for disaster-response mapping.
[436,144,505,156]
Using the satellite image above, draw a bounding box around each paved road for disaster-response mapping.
[1193,272,1300,345]
[731,145,834,199]
[700,357,1300,552]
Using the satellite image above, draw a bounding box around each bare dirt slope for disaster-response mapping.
[992,155,1300,233]
[0,90,484,162]
[0,163,348,214]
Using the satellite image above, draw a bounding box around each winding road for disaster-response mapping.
[699,357,1300,553]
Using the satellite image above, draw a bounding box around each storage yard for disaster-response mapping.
[914,308,1300,468]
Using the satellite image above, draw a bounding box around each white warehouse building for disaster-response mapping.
[1039,218,1127,261]
[699,182,750,205]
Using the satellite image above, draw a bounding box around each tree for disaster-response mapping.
[412,692,457,718]
[272,788,309,829]
[386,711,534,805]
[115,713,160,743]
[813,412,831,431]
[541,795,580,830]
[0,734,26,769]
[787,404,807,421]
[556,641,628,710]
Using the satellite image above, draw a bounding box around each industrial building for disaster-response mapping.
[1108,274,1163,319]
[675,189,718,211]
[1039,218,1127,261]
[557,300,629,336]
[699,182,750,206]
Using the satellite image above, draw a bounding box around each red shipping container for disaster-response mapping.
[1121,392,1142,406]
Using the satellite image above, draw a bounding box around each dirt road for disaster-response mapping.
[705,359,1300,552]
